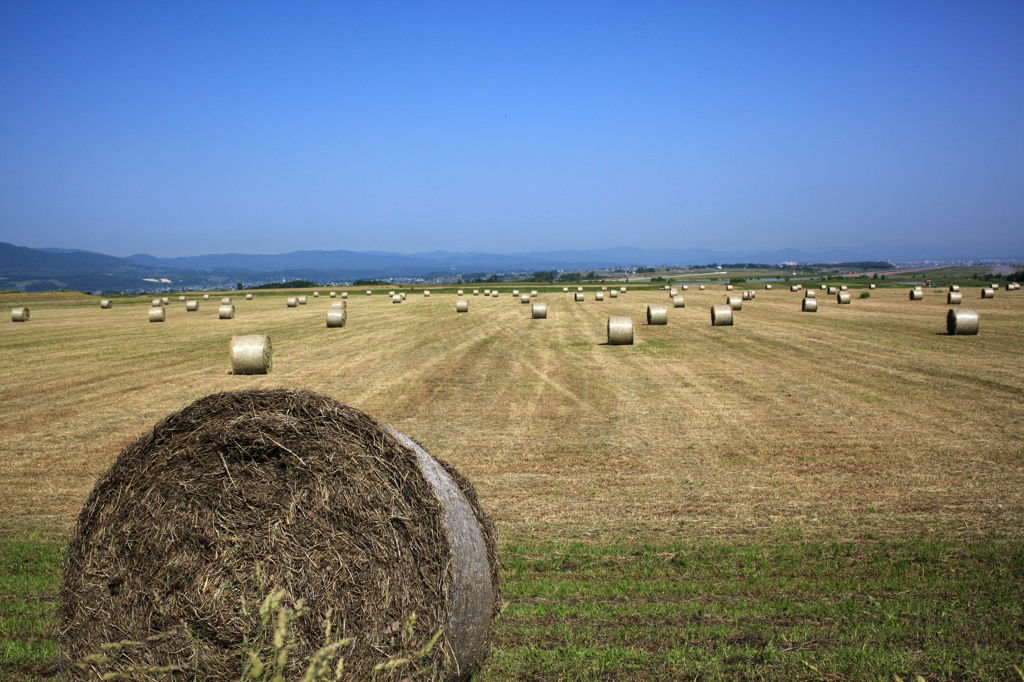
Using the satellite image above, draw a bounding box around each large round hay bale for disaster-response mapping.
[575,292,584,302]
[230,336,273,374]
[698,285,705,290]
[287,297,298,307]
[520,293,530,304]
[100,299,112,309]
[991,283,1000,290]
[727,295,742,310]
[532,302,547,319]
[672,296,685,308]
[342,292,348,299]
[393,294,402,304]
[218,304,235,319]
[186,300,198,312]
[726,284,733,291]
[790,285,799,292]
[711,305,733,326]
[58,385,499,679]
[909,290,923,301]
[424,290,431,297]
[221,297,231,304]
[246,293,254,300]
[595,292,604,301]
[456,299,469,313]
[400,292,406,300]
[609,289,618,298]
[607,316,633,345]
[828,286,838,295]
[805,290,816,299]
[11,307,29,322]
[948,292,962,304]
[330,291,336,298]
[326,307,347,328]
[869,283,876,290]
[802,298,818,312]
[298,296,308,305]
[646,305,668,325]
[313,291,319,298]
[563,287,569,292]
[203,294,210,300]
[837,292,851,304]
[148,307,165,323]
[670,289,678,297]
[151,298,163,307]
[947,308,979,335]
[491,290,498,297]
[840,285,848,291]
[741,290,751,301]
[473,290,479,296]
[765,284,772,290]
[981,288,994,298]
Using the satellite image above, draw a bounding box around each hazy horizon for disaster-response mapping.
[2,3,1022,257]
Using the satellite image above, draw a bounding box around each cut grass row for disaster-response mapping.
[4,534,1022,681]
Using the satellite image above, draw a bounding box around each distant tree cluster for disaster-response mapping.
[351,279,388,286]
[557,272,582,282]
[636,267,657,273]
[249,279,320,289]
[532,271,556,282]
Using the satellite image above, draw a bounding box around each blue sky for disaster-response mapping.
[1,2,1022,257]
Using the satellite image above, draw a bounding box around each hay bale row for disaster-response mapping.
[231,335,273,373]
[711,305,733,326]
[607,316,634,344]
[11,307,29,322]
[802,298,818,312]
[647,305,667,325]
[532,302,547,319]
[947,308,979,335]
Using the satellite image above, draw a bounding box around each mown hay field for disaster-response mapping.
[2,284,1023,679]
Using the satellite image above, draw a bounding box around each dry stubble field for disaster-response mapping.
[2,284,1023,679]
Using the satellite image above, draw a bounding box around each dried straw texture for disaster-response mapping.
[148,307,165,323]
[298,296,308,305]
[802,298,818,313]
[948,292,962,305]
[837,292,852,304]
[710,305,733,326]
[520,294,531,304]
[607,316,633,345]
[805,290,816,298]
[727,296,742,311]
[100,300,112,309]
[246,293,254,300]
[609,289,618,298]
[393,295,402,304]
[11,307,30,322]
[909,290,923,301]
[672,296,685,308]
[326,307,347,328]
[230,335,272,374]
[595,292,604,301]
[456,299,469,313]
[646,305,668,325]
[287,297,298,308]
[947,308,979,335]
[222,297,232,304]
[575,293,585,302]
[152,299,163,307]
[58,389,500,682]
[981,288,994,299]
[186,301,199,312]
[531,302,547,319]
[218,304,235,320]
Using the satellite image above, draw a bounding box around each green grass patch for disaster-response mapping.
[0,536,63,681]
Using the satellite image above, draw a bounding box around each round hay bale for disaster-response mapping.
[473,290,479,296]
[698,284,705,290]
[484,289,490,295]
[681,285,688,291]
[869,283,876,290]
[577,286,583,292]
[298,296,307,305]
[711,305,733,326]
[802,298,818,312]
[991,283,1000,290]
[532,302,547,319]
[595,292,604,301]
[491,290,498,297]
[424,290,431,297]
[179,295,186,302]
[909,289,923,300]
[221,297,231,304]
[820,284,827,290]
[186,301,198,312]
[749,290,756,299]
[765,284,772,290]
[11,307,30,322]
[646,305,668,325]
[203,294,210,300]
[840,285,848,291]
[342,292,348,299]
[100,299,112,309]
[456,299,469,313]
[726,284,733,291]
[287,297,298,307]
[741,290,751,301]
[828,286,838,295]
[331,299,347,307]
[152,298,163,307]
[981,288,994,298]
[837,292,851,304]
[162,297,170,305]
[313,291,319,297]
[563,287,568,292]
[520,293,530,304]
[948,292,962,304]
[148,307,165,323]
[727,295,742,311]
[575,292,584,302]
[330,291,336,298]
[672,296,685,308]
[607,316,633,345]
[609,289,618,298]
[326,308,347,328]
[790,285,799,292]
[246,293,253,300]
[670,289,678,297]
[393,294,402,304]
[230,335,272,373]
[530,290,537,297]
[601,286,607,291]
[218,304,235,320]
[947,307,979,335]
[512,290,519,296]
[367,290,372,295]
[805,290,816,298]
[390,291,396,296]
[457,290,464,296]
[400,292,406,300]
[620,286,626,292]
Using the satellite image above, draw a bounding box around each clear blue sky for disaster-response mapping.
[1,2,1022,257]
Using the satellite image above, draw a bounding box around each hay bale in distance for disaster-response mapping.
[595,292,604,301]
[221,297,231,304]
[367,290,372,295]
[790,285,799,292]
[491,290,498,297]
[100,299,112,309]
[186,301,198,312]
[805,290,816,298]
[670,288,678,297]
[203,294,210,300]
[230,336,272,373]
[330,291,336,298]
[909,289,923,300]
[520,293,530,304]
[575,292,584,302]
[393,294,402,304]
[342,292,348,299]
[601,286,607,291]
[473,290,479,296]
[148,307,165,323]
[218,304,235,319]
[727,295,742,310]
[179,296,186,302]
[981,288,994,298]
[424,290,431,297]
[620,286,626,292]
[313,291,319,297]
[742,290,751,301]
[287,297,298,307]
[11,307,29,322]
[532,302,547,319]
[456,299,469,313]
[512,289,519,296]
[298,296,308,305]
[947,308,979,335]
[802,298,818,312]
[869,284,876,290]
[400,292,406,300]
[389,291,396,296]
[530,290,538,297]
[726,284,734,291]
[948,292,962,304]
[647,305,668,325]
[326,307,347,328]
[152,298,163,307]
[607,316,633,345]
[609,289,618,298]
[484,289,490,295]
[672,296,685,308]
[828,286,838,295]
[765,284,772,290]
[246,293,254,300]
[457,289,464,295]
[991,283,1000,290]
[820,284,827,290]
[837,292,851,304]
[162,297,170,305]
[840,285,848,291]
[711,305,733,326]
[563,287,569,292]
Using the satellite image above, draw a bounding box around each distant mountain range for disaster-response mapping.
[1,241,1019,293]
